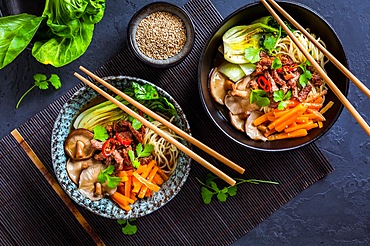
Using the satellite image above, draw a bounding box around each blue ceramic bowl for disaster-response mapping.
[51,76,191,219]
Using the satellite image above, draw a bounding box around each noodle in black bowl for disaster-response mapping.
[51,76,191,219]
[198,1,349,151]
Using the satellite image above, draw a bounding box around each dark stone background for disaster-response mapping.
[0,0,369,245]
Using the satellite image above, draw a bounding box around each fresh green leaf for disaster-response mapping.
[49,74,62,89]
[299,70,312,87]
[271,57,282,70]
[118,219,138,235]
[35,80,49,90]
[133,82,159,100]
[250,89,270,107]
[273,89,292,110]
[139,144,154,158]
[93,125,109,141]
[227,186,237,196]
[244,47,261,63]
[0,14,44,69]
[273,90,285,102]
[201,187,214,205]
[33,73,48,82]
[106,176,122,188]
[98,165,121,188]
[197,173,278,205]
[278,101,288,110]
[263,35,277,51]
[131,118,142,130]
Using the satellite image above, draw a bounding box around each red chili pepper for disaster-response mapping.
[257,75,271,92]
[102,138,116,157]
[115,132,133,146]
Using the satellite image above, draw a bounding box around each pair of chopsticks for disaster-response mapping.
[11,129,105,246]
[74,66,245,186]
[261,0,370,136]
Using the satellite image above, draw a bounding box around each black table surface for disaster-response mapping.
[0,0,369,245]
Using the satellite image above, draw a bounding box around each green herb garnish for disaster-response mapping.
[244,47,261,63]
[128,143,154,169]
[98,165,121,188]
[118,219,138,235]
[271,57,282,70]
[273,89,292,110]
[298,60,312,87]
[250,89,270,107]
[197,173,279,204]
[16,73,61,109]
[93,125,109,142]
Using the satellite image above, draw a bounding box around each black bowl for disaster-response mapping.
[198,1,349,151]
[127,1,195,68]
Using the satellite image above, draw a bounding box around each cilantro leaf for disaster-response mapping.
[118,219,138,235]
[93,125,109,141]
[33,73,47,82]
[35,80,49,90]
[97,165,121,188]
[278,101,288,110]
[271,57,282,70]
[273,89,285,102]
[197,174,278,205]
[131,118,142,130]
[49,74,62,89]
[217,192,228,202]
[16,73,62,109]
[263,35,277,52]
[244,47,261,63]
[273,90,292,110]
[299,69,312,87]
[128,143,154,169]
[250,89,270,107]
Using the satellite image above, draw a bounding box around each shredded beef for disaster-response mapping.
[263,70,279,92]
[311,73,323,86]
[297,85,312,102]
[91,139,103,150]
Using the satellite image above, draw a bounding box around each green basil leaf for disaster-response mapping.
[0,14,44,69]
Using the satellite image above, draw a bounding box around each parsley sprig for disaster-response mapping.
[273,89,292,110]
[128,143,154,168]
[16,73,61,108]
[93,125,109,142]
[97,165,121,188]
[197,173,279,204]
[298,60,312,87]
[118,219,138,235]
[250,89,270,107]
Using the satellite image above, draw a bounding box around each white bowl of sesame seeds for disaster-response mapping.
[128,1,195,68]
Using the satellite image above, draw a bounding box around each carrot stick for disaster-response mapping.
[135,164,147,175]
[117,185,125,195]
[274,110,306,132]
[133,172,160,192]
[153,173,164,185]
[273,108,291,118]
[296,116,309,123]
[318,121,323,128]
[307,108,326,121]
[141,160,156,178]
[302,113,317,119]
[264,128,277,137]
[268,129,308,141]
[132,176,141,193]
[253,111,274,126]
[319,101,334,114]
[284,121,314,133]
[138,166,158,199]
[156,168,169,181]
[111,191,135,204]
[124,175,132,198]
[268,104,306,130]
[302,102,323,109]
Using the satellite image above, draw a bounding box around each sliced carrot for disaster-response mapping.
[144,189,152,197]
[124,175,132,198]
[273,108,291,118]
[141,160,156,178]
[130,192,137,202]
[156,168,169,181]
[314,96,323,104]
[264,128,277,137]
[307,108,326,121]
[138,166,158,199]
[117,185,125,195]
[253,111,274,126]
[268,104,306,130]
[132,176,141,193]
[135,164,147,175]
[111,191,135,204]
[302,102,323,109]
[307,123,319,130]
[319,101,334,114]
[318,121,323,128]
[153,173,164,185]
[284,121,314,133]
[111,196,131,211]
[268,129,308,141]
[285,99,300,107]
[274,110,306,132]
[267,115,277,121]
[302,113,317,119]
[133,172,160,192]
[296,116,309,124]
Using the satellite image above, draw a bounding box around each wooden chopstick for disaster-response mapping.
[74,71,237,186]
[265,0,370,98]
[11,129,105,246]
[260,0,370,136]
[79,66,244,175]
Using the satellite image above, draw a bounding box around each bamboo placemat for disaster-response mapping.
[0,0,333,245]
